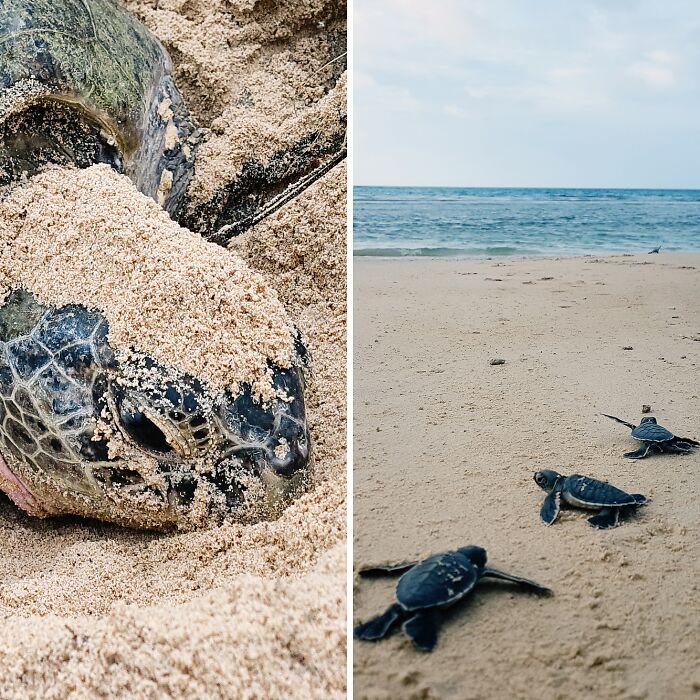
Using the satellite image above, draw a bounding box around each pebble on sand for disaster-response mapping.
[489,358,506,365]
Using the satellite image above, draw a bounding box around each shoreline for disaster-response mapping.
[353,250,697,260]
[354,252,700,699]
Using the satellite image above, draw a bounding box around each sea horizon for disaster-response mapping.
[354,185,700,258]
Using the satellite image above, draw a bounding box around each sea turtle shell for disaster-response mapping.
[562,475,642,508]
[396,548,484,611]
[631,418,674,443]
[0,289,310,529]
[0,0,198,217]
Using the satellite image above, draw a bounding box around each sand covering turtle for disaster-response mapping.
[0,0,346,239]
[0,164,314,530]
[0,0,346,529]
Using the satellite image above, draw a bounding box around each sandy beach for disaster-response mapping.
[0,0,346,696]
[354,254,700,700]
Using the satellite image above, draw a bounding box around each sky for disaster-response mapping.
[354,0,700,188]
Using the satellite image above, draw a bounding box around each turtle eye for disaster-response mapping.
[119,407,173,453]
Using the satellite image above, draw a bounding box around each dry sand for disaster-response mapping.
[354,254,700,700]
[125,0,347,220]
[0,0,346,694]
[0,160,346,698]
[0,164,294,398]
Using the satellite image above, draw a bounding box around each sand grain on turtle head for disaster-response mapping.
[0,164,294,398]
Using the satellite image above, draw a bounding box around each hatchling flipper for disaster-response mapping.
[587,508,619,529]
[359,561,418,577]
[354,604,404,641]
[402,609,442,652]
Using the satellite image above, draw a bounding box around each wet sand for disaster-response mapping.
[354,254,700,700]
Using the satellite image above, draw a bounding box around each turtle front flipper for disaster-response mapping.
[540,489,561,525]
[358,561,418,577]
[674,435,700,447]
[402,609,442,652]
[481,568,552,595]
[353,603,404,641]
[624,444,651,459]
[602,414,637,430]
[587,508,620,529]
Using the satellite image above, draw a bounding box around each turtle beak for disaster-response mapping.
[251,364,310,477]
[259,412,310,477]
[218,364,311,478]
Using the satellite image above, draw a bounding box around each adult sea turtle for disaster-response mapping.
[0,289,310,529]
[354,545,551,652]
[0,0,338,528]
[603,414,698,459]
[534,469,647,529]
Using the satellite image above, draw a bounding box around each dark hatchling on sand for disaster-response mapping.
[603,414,699,459]
[534,470,647,529]
[0,0,346,528]
[354,546,551,652]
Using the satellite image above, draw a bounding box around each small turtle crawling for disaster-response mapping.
[603,414,699,459]
[534,470,647,529]
[354,546,551,652]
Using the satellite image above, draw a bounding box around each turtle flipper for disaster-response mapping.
[539,489,561,525]
[354,603,404,641]
[675,436,700,447]
[359,562,417,577]
[624,444,650,459]
[587,508,620,529]
[602,414,637,430]
[402,609,442,652]
[482,568,552,595]
[666,439,698,453]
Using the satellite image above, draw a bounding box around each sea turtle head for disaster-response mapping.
[639,416,657,425]
[534,469,561,492]
[0,290,310,529]
[456,545,487,568]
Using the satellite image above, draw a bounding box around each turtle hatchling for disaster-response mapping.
[534,470,647,529]
[603,414,699,459]
[354,545,551,652]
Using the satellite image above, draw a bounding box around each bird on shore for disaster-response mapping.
[648,246,661,254]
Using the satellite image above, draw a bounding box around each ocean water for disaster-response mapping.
[354,187,700,257]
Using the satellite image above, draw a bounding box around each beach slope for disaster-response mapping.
[354,253,700,700]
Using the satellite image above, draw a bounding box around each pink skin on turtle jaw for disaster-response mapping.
[0,450,46,516]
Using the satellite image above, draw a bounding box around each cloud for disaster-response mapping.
[629,49,679,88]
[355,0,700,186]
